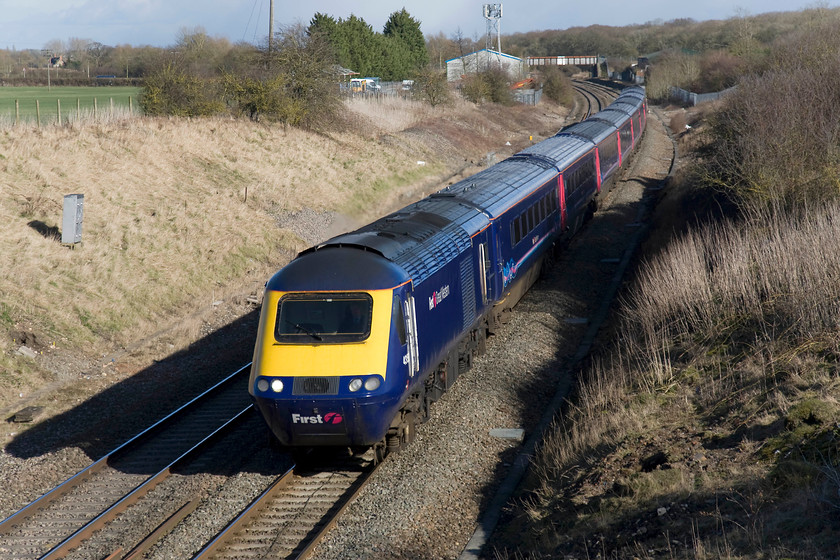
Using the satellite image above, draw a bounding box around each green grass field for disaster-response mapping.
[0,86,142,123]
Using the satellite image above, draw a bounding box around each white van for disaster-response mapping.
[349,78,381,93]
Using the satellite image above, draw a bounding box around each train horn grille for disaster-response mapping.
[293,377,340,395]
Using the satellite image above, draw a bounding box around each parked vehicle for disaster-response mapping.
[349,78,381,93]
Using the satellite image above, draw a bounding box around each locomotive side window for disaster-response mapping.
[275,293,373,343]
[392,294,406,346]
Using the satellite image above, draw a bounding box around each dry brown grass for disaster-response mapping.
[0,95,564,415]
[507,201,840,558]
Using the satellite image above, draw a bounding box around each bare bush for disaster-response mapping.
[705,19,840,211]
[644,51,700,102]
[540,66,574,106]
[139,63,224,117]
[522,199,840,557]
[668,110,687,135]
[460,68,513,105]
[412,65,452,107]
[222,25,343,129]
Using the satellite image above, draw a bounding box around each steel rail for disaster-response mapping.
[39,404,254,559]
[0,363,253,559]
[193,459,378,560]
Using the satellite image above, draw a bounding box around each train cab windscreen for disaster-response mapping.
[274,293,373,343]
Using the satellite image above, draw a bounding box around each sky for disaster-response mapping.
[1,0,829,51]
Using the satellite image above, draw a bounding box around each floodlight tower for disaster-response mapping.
[484,4,502,53]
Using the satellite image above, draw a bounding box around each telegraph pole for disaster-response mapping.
[268,0,275,52]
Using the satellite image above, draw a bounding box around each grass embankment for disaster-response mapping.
[0,86,142,125]
[500,202,840,557]
[498,19,840,557]
[0,95,561,418]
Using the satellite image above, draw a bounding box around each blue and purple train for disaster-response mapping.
[249,86,647,460]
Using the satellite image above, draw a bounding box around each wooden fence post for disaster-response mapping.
[57,99,61,125]
[36,100,40,128]
[94,97,98,118]
[15,99,19,126]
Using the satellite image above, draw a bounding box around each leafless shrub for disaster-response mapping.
[669,110,687,135]
[645,51,701,102]
[706,19,840,211]
[525,198,840,556]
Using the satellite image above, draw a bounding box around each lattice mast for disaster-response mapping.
[484,4,502,53]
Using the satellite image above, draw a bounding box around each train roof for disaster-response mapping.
[618,86,645,97]
[590,108,633,127]
[271,86,647,292]
[603,100,641,116]
[266,246,409,291]
[297,195,489,287]
[437,156,563,218]
[516,135,594,171]
[556,119,617,144]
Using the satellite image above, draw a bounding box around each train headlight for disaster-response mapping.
[257,379,269,392]
[364,377,381,391]
[349,378,363,392]
[271,379,284,393]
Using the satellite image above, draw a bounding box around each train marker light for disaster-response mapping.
[364,377,381,391]
[257,379,269,392]
[349,378,363,392]
[271,379,284,393]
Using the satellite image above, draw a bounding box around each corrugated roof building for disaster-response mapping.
[445,49,526,82]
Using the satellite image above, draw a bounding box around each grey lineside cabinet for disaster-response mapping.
[61,194,84,245]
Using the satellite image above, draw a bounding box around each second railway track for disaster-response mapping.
[0,366,255,559]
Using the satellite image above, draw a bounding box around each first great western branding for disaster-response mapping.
[429,284,450,310]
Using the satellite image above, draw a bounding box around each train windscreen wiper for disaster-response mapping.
[288,321,323,341]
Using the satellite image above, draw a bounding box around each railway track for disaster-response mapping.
[0,366,254,559]
[195,454,377,560]
[1,358,381,560]
[572,79,619,119]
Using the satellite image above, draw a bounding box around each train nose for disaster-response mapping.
[255,397,356,446]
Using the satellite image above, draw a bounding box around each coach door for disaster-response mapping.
[478,242,489,305]
[403,293,419,377]
[474,230,494,306]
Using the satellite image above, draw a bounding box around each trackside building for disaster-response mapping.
[446,49,526,82]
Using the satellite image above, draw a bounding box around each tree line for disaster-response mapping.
[138,10,437,127]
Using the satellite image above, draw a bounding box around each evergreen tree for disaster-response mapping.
[384,8,428,71]
[308,9,427,80]
[338,15,379,77]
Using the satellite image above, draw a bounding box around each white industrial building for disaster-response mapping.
[445,49,526,82]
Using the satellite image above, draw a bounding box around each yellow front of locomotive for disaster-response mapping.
[249,247,413,447]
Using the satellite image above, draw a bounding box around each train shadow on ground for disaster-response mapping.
[465,187,656,527]
[5,307,262,470]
